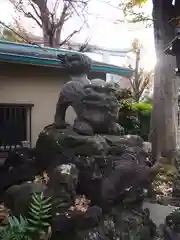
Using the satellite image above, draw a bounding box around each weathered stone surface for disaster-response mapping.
[51,205,102,240]
[45,164,79,214]
[33,121,165,239]
[3,182,46,216]
[104,134,144,147]
[163,208,180,239]
[0,161,39,194]
[35,125,145,168]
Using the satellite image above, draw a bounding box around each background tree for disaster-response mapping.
[129,67,153,101]
[9,0,89,47]
[0,19,92,52]
[0,20,34,43]
[128,38,153,102]
[150,0,179,162]
[0,27,23,42]
[122,0,179,162]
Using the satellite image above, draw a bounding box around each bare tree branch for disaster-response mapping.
[67,0,89,28]
[79,36,92,52]
[128,77,136,92]
[8,0,90,47]
[0,20,49,52]
[59,25,83,46]
[55,2,69,29]
[26,12,42,27]
[52,0,59,15]
[138,76,150,98]
[28,0,42,21]
[9,0,43,27]
[128,69,152,101]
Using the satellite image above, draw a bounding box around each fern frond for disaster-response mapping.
[0,215,30,240]
[27,193,52,234]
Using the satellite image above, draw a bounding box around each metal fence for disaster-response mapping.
[0,104,32,152]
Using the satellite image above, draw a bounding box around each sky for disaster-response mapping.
[0,0,155,70]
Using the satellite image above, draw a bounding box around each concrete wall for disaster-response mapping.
[0,62,76,146]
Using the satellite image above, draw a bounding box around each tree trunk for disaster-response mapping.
[150,0,178,161]
[134,49,140,102]
[54,27,62,48]
[151,46,177,159]
[42,27,51,47]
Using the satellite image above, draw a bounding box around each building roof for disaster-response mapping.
[0,40,134,77]
[25,34,131,55]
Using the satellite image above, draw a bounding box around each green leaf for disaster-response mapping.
[28,218,39,225]
[26,226,37,232]
[40,222,50,227]
[28,212,41,220]
[26,192,52,235]
[41,197,52,204]
[42,203,52,209]
[40,214,52,219]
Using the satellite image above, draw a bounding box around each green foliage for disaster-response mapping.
[119,207,156,240]
[124,0,147,9]
[0,27,24,43]
[118,91,152,140]
[27,193,52,236]
[132,102,152,140]
[118,99,140,136]
[135,0,147,4]
[0,215,30,240]
[0,193,52,240]
[119,0,152,26]
[141,95,152,104]
[165,208,180,233]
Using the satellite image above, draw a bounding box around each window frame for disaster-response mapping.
[0,103,34,150]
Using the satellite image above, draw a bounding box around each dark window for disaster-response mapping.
[88,71,106,80]
[0,104,33,151]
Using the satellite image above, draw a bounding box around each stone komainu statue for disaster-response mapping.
[55,53,124,135]
[54,54,91,129]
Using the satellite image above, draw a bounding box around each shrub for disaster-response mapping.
[132,102,152,140]
[118,90,152,140]
[118,99,140,136]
